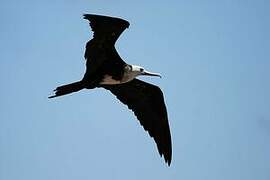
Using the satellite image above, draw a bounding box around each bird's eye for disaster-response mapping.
[140,68,143,72]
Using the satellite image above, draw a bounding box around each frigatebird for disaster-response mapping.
[49,14,172,166]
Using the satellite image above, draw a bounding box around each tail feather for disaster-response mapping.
[49,81,84,98]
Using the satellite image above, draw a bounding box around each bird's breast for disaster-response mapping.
[99,73,135,85]
[99,75,121,85]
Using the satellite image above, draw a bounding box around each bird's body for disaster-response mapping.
[49,14,172,166]
[83,39,125,87]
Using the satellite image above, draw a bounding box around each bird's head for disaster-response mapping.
[126,65,162,78]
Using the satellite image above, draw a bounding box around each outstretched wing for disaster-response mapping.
[83,14,130,44]
[102,79,172,165]
[82,14,129,82]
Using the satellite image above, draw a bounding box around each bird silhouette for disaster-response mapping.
[49,14,172,166]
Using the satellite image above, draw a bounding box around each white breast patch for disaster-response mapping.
[99,75,121,85]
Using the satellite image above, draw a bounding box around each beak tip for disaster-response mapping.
[143,71,162,78]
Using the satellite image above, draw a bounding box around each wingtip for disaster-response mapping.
[167,158,172,166]
[163,153,172,166]
[82,13,89,19]
[83,14,95,20]
[83,14,89,20]
[82,14,130,28]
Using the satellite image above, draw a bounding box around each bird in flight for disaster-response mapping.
[49,14,172,166]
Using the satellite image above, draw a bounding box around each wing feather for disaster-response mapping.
[102,79,172,165]
[82,14,128,82]
[83,14,130,44]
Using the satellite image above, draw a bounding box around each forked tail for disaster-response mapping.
[49,81,84,98]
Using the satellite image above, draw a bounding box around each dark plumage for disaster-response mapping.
[103,79,172,165]
[49,14,172,166]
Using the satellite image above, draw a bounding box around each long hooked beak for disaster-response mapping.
[142,70,162,78]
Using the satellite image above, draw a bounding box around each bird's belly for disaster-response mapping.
[99,74,133,85]
[99,75,122,85]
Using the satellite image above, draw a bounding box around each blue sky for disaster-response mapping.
[1,0,270,179]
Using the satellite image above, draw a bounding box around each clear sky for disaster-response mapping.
[1,0,269,179]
